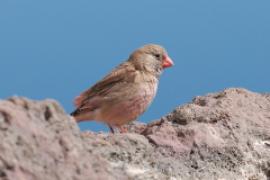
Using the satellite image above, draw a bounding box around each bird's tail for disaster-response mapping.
[70,109,84,122]
[70,109,79,117]
[70,108,95,122]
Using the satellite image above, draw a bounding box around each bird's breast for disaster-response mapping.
[116,80,158,125]
[98,78,159,126]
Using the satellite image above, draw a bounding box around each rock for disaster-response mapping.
[0,88,269,180]
[0,97,123,180]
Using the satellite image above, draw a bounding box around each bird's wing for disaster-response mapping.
[74,61,137,108]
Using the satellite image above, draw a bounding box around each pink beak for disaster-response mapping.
[162,55,174,68]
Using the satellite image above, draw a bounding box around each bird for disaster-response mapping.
[70,44,174,133]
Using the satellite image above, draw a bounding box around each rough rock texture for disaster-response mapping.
[0,88,270,180]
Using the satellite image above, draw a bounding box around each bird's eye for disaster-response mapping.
[154,54,161,59]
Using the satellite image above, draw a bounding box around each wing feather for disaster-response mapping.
[74,61,136,108]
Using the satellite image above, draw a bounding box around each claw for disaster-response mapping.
[119,126,128,133]
[107,124,128,134]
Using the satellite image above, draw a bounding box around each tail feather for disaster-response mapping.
[70,109,80,117]
[70,108,84,122]
[70,108,96,122]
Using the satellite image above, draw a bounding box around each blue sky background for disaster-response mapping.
[0,0,269,132]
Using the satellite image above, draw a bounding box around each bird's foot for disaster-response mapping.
[107,124,129,134]
[118,126,128,133]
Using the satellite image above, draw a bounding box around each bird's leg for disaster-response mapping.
[118,126,128,133]
[107,124,128,134]
[107,124,115,134]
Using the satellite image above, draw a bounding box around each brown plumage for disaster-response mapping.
[71,44,174,133]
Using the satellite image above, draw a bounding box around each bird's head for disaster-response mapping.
[129,44,174,77]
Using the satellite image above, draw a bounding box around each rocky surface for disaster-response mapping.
[0,88,270,180]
